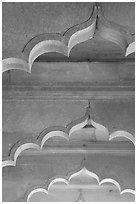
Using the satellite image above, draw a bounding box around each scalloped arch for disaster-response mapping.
[2,4,134,73]
[26,167,135,202]
[2,130,135,167]
[2,102,135,168]
[2,5,97,73]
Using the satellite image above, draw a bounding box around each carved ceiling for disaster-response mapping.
[2,2,135,73]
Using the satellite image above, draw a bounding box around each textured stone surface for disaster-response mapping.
[2,62,135,85]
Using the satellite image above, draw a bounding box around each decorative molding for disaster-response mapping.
[3,83,135,101]
[2,4,135,73]
[26,166,135,202]
[2,102,134,168]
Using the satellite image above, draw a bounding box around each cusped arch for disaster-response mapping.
[26,166,135,202]
[2,103,135,168]
[2,4,134,73]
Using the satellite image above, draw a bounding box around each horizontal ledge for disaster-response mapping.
[20,147,135,155]
[3,94,134,101]
[35,58,135,63]
[2,85,135,101]
[3,84,135,90]
[2,141,134,159]
[11,142,134,156]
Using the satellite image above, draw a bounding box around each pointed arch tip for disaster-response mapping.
[2,114,135,168]
[26,167,135,202]
[68,118,89,137]
[68,167,100,184]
